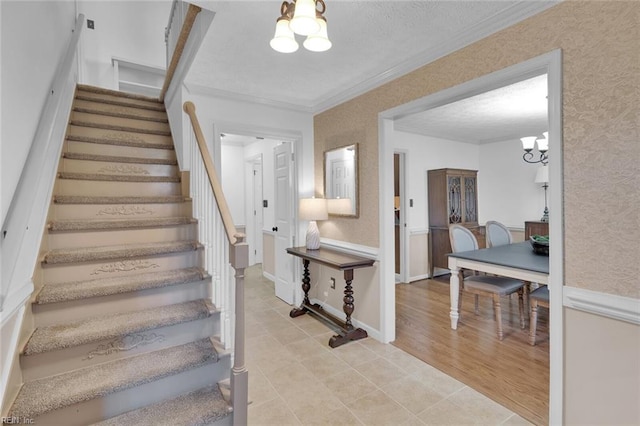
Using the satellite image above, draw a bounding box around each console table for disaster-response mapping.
[286,246,375,348]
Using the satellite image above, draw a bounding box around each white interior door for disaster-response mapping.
[273,142,295,304]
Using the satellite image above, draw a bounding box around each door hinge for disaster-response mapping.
[291,152,294,161]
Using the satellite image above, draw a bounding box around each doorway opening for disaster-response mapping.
[217,128,300,304]
[378,50,563,424]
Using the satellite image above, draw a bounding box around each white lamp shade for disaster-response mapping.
[299,197,328,221]
[327,197,352,215]
[270,19,299,53]
[520,136,537,150]
[535,165,549,183]
[289,0,320,36]
[537,134,549,151]
[303,18,331,52]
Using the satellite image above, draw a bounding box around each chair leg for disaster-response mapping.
[529,300,539,345]
[518,289,525,329]
[494,295,503,340]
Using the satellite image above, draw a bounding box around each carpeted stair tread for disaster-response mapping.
[67,133,174,150]
[73,106,168,124]
[63,151,178,165]
[42,240,201,265]
[58,172,180,183]
[77,84,161,103]
[49,216,195,232]
[24,300,213,355]
[69,119,172,136]
[9,339,218,419]
[54,195,188,204]
[75,93,165,112]
[93,385,231,426]
[36,267,206,305]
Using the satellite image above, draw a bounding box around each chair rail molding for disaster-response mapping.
[563,286,640,326]
[319,237,379,260]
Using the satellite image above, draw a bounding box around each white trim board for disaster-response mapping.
[564,286,640,326]
[320,238,379,260]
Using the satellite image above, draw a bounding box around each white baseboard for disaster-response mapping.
[309,297,381,342]
[563,286,640,326]
[262,271,275,283]
[409,273,430,283]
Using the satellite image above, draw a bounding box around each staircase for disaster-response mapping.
[3,85,233,425]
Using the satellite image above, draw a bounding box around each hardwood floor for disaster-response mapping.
[393,275,550,425]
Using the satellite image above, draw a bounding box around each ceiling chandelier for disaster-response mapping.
[520,131,549,165]
[270,0,332,53]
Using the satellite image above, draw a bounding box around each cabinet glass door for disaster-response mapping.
[464,176,477,223]
[448,176,462,223]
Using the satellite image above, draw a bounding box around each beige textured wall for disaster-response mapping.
[564,308,640,425]
[315,1,639,298]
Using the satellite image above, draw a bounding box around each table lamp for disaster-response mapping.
[535,165,549,222]
[299,197,328,249]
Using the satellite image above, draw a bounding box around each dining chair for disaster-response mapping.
[449,224,525,340]
[529,285,549,345]
[485,220,513,248]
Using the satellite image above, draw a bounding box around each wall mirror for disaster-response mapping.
[324,143,358,217]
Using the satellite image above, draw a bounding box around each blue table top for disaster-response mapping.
[448,241,549,274]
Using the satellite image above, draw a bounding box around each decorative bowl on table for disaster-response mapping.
[530,235,549,256]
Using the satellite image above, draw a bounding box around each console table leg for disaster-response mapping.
[290,259,311,318]
[343,269,354,330]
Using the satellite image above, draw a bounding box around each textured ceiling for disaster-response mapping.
[394,74,549,144]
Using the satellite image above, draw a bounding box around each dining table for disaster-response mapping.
[447,241,549,330]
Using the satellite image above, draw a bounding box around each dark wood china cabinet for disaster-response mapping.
[428,168,484,277]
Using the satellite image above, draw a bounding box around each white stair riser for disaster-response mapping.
[29,360,230,426]
[50,202,192,220]
[33,279,211,327]
[74,99,168,122]
[66,140,175,161]
[76,91,163,110]
[60,158,178,177]
[42,250,203,284]
[22,316,220,381]
[71,111,170,134]
[56,179,182,197]
[67,124,172,145]
[47,223,197,249]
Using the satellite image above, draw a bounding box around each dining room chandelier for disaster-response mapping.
[270,0,332,53]
[520,131,549,165]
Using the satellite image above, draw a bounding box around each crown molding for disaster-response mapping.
[184,82,315,113]
[313,1,559,114]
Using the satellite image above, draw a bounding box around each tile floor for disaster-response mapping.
[244,266,532,425]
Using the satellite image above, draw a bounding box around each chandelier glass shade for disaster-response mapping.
[521,131,549,165]
[270,0,332,53]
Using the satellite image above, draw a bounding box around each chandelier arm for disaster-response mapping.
[280,1,293,19]
[522,151,549,165]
